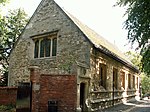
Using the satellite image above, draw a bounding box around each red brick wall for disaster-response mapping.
[0,87,17,106]
[39,74,77,112]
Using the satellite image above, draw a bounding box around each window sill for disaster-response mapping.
[33,56,57,60]
[79,75,90,79]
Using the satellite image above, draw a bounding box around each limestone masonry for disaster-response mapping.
[8,0,140,111]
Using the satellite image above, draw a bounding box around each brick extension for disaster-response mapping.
[30,66,77,112]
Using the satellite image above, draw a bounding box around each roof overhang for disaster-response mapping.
[94,45,140,73]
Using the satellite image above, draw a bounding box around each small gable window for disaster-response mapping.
[32,32,57,58]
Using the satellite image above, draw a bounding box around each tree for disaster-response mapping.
[0,0,9,5]
[125,51,150,95]
[141,74,150,95]
[0,9,28,86]
[125,51,142,70]
[117,0,150,76]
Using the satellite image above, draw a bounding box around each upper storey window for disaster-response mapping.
[32,31,57,58]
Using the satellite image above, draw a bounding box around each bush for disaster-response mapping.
[0,105,15,112]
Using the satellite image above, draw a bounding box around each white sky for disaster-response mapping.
[1,0,132,52]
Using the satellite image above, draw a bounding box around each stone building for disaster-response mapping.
[8,0,140,111]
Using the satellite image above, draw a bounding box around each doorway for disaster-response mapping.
[80,83,86,112]
[16,82,32,112]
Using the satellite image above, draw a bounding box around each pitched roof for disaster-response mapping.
[11,0,139,72]
[61,9,139,72]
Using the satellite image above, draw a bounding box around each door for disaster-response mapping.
[80,83,86,112]
[16,82,32,112]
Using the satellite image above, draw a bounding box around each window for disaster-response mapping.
[136,77,139,89]
[99,63,107,89]
[113,68,118,89]
[34,40,39,58]
[128,74,131,89]
[120,71,125,89]
[33,32,57,58]
[133,75,135,89]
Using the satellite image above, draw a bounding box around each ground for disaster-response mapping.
[101,98,150,112]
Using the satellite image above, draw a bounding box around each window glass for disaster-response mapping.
[40,39,45,58]
[128,74,131,89]
[34,40,39,58]
[133,75,135,88]
[113,68,118,89]
[99,64,107,89]
[45,38,51,57]
[33,32,57,58]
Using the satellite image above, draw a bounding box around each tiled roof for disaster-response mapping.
[63,10,139,72]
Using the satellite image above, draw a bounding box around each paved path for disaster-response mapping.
[100,99,150,112]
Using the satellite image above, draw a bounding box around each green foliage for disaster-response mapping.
[0,9,28,86]
[141,74,150,95]
[116,0,135,6]
[0,70,8,86]
[117,0,150,76]
[125,51,150,95]
[141,46,150,76]
[0,104,13,110]
[0,104,15,112]
[0,0,9,5]
[125,51,142,70]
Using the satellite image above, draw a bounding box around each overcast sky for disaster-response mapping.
[2,0,133,52]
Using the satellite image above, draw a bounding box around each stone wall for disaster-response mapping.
[89,47,139,111]
[8,0,90,86]
[0,87,17,106]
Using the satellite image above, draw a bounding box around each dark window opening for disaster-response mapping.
[133,75,135,89]
[99,64,107,89]
[45,38,51,57]
[128,74,131,89]
[113,68,118,89]
[40,39,45,58]
[34,40,39,58]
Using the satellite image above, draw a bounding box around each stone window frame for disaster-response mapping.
[31,31,58,58]
[99,63,107,89]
